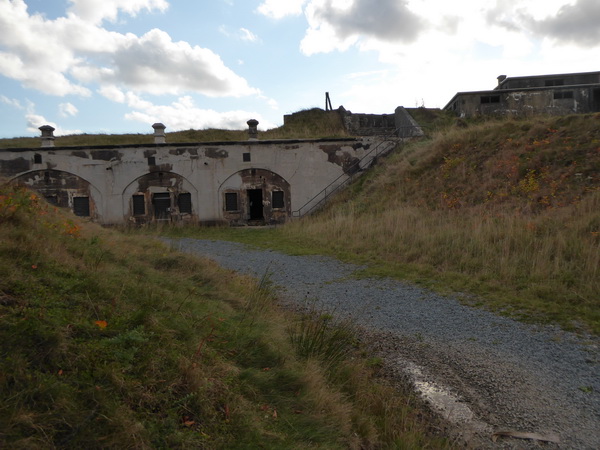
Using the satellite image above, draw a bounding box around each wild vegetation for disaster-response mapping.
[0,184,447,448]
[1,108,598,447]
[287,113,599,333]
[165,113,599,334]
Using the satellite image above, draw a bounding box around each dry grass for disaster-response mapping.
[275,114,599,333]
[0,183,449,448]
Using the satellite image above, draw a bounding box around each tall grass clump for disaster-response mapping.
[0,183,449,448]
[289,304,356,368]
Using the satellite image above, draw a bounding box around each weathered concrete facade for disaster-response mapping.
[0,133,389,226]
[445,71,600,117]
[339,106,424,138]
[283,106,424,138]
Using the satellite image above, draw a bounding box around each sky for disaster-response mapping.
[0,0,599,138]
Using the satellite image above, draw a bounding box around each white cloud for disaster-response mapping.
[67,0,169,24]
[0,1,256,99]
[59,102,79,117]
[25,113,81,136]
[258,0,308,19]
[239,28,259,43]
[314,0,424,42]
[121,95,277,131]
[0,2,92,96]
[0,95,24,109]
[489,0,600,48]
[98,85,127,103]
[220,26,261,43]
[103,29,258,96]
[291,0,599,111]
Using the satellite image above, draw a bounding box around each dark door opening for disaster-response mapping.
[247,189,264,221]
[593,88,600,112]
[152,192,171,220]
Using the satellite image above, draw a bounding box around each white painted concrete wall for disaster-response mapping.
[0,137,382,225]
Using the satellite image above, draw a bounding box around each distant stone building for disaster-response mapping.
[444,71,600,117]
[0,123,399,226]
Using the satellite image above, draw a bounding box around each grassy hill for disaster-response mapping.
[167,113,599,335]
[0,184,447,448]
[1,109,598,446]
[276,113,600,334]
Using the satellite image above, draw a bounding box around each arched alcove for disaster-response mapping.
[122,171,198,224]
[218,168,291,225]
[11,169,101,220]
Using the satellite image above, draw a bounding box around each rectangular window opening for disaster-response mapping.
[132,194,146,216]
[554,90,574,100]
[272,191,285,209]
[243,153,251,162]
[481,95,500,104]
[34,154,42,164]
[225,192,238,212]
[148,156,156,166]
[73,197,90,217]
[178,192,192,214]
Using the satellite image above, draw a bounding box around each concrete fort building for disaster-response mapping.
[0,110,420,226]
[444,71,600,117]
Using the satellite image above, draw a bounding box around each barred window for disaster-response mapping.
[73,197,90,217]
[132,194,146,216]
[178,192,192,214]
[272,191,285,209]
[225,192,238,211]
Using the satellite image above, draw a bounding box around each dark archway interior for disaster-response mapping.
[247,189,263,220]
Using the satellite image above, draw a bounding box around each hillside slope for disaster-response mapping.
[0,184,447,448]
[276,113,599,333]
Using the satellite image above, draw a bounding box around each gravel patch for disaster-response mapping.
[165,237,600,449]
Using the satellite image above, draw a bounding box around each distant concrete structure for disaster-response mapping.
[339,106,424,138]
[445,71,600,117]
[338,106,423,138]
[283,106,424,138]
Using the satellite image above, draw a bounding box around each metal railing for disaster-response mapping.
[291,128,409,218]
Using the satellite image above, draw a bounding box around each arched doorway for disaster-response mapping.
[219,169,291,225]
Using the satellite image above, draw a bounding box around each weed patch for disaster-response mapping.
[0,183,447,448]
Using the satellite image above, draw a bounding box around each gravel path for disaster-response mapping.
[166,238,600,449]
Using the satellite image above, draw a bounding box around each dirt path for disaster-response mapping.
[168,238,600,449]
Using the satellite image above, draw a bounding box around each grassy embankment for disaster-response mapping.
[0,184,448,448]
[0,108,350,149]
[164,113,600,335]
